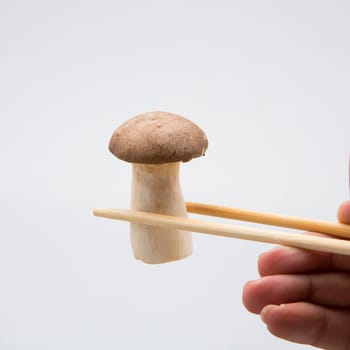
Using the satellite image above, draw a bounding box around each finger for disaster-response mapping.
[243,273,350,314]
[258,245,350,276]
[338,199,350,224]
[261,302,350,349]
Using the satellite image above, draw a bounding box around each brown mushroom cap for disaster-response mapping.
[109,111,208,164]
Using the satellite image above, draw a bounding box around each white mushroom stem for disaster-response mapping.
[130,162,192,264]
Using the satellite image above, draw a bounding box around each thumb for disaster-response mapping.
[337,200,350,224]
[261,302,350,349]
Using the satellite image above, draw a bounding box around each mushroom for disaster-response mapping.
[108,111,208,264]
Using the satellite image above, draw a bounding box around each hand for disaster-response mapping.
[243,200,350,349]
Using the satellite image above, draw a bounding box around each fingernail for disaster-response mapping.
[244,280,256,286]
[261,305,278,324]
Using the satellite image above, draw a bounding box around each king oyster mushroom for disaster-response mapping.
[108,111,208,264]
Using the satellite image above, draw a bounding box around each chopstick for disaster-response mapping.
[186,202,350,239]
[93,208,350,256]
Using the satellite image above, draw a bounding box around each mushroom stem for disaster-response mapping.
[130,162,192,264]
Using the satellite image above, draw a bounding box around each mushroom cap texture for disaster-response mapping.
[109,111,208,164]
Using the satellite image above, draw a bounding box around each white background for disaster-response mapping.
[1,0,350,349]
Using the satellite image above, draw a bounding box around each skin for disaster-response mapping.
[243,200,350,350]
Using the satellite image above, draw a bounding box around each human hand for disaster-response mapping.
[243,200,350,349]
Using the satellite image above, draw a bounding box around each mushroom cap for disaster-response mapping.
[109,111,208,164]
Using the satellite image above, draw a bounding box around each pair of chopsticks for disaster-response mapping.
[93,201,350,256]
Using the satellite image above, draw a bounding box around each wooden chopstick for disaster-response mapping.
[93,208,350,256]
[186,202,350,239]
